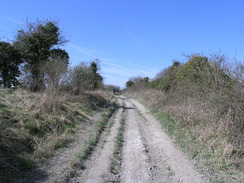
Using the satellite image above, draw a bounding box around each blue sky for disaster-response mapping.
[1,0,244,88]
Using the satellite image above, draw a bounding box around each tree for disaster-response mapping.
[0,41,21,88]
[143,77,149,83]
[69,62,94,94]
[125,76,149,89]
[126,80,134,88]
[90,60,103,90]
[14,20,67,91]
[49,48,69,64]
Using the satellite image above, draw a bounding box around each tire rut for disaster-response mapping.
[72,98,124,183]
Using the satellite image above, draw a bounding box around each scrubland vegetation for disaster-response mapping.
[125,53,243,182]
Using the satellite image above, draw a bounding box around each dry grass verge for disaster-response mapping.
[125,88,243,183]
[0,88,112,182]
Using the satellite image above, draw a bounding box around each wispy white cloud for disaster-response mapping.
[102,63,154,77]
[67,43,156,88]
[68,43,107,59]
[101,57,155,77]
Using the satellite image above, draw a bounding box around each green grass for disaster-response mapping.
[0,101,17,125]
[0,102,8,111]
[18,157,34,170]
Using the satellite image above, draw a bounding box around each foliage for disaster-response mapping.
[175,56,210,88]
[14,20,67,91]
[90,60,103,90]
[49,49,69,64]
[150,61,181,91]
[67,60,103,95]
[1,19,105,95]
[142,76,149,83]
[126,76,149,88]
[0,41,21,88]
[149,56,233,92]
[126,80,134,88]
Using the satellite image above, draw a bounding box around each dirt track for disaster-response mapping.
[26,96,208,183]
[71,96,209,183]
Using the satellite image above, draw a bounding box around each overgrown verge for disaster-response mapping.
[0,88,111,182]
[110,110,126,175]
[67,103,117,179]
[125,89,243,183]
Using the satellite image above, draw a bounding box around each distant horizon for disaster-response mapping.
[1,0,244,88]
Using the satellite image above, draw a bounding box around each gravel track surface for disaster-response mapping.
[27,96,209,183]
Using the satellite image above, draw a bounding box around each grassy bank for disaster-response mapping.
[0,88,112,182]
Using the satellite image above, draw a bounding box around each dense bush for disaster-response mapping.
[150,61,181,91]
[126,53,243,148]
[0,41,21,88]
